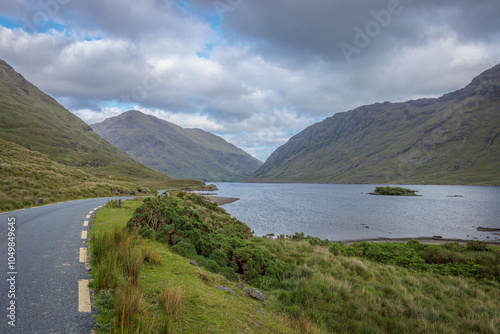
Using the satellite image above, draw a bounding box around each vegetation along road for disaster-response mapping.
[0,197,134,334]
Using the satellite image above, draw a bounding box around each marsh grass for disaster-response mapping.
[256,237,500,333]
[113,280,143,329]
[121,248,143,285]
[159,286,184,320]
[141,245,162,265]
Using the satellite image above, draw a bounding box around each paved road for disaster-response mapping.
[0,197,134,334]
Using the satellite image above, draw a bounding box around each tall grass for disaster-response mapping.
[113,280,143,329]
[89,227,162,331]
[255,237,500,333]
[141,245,162,265]
[159,286,184,320]
[121,248,143,285]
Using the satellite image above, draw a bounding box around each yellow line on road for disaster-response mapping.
[79,248,87,263]
[81,230,87,239]
[83,221,89,227]
[78,280,91,312]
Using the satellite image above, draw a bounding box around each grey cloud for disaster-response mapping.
[1,0,499,161]
[202,0,500,65]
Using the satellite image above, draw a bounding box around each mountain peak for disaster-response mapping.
[92,111,262,181]
[250,63,500,185]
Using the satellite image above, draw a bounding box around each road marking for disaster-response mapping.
[81,231,87,239]
[78,280,91,313]
[79,248,87,263]
[83,221,89,227]
[85,214,91,219]
[89,211,94,214]
[93,207,98,210]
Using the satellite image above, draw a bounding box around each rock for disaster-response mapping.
[236,282,244,290]
[215,285,236,297]
[256,321,263,327]
[35,198,43,205]
[175,272,180,275]
[477,227,500,232]
[189,260,197,266]
[245,288,266,302]
[256,307,264,315]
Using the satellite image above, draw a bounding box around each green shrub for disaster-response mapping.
[172,241,197,259]
[333,241,499,281]
[126,193,286,288]
[373,186,418,196]
[466,240,488,252]
[141,228,154,239]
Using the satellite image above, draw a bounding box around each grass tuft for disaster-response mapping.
[159,286,184,320]
[114,280,143,329]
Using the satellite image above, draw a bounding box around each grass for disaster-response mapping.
[90,197,500,333]
[159,286,184,320]
[89,199,296,333]
[0,60,204,198]
[0,139,203,212]
[257,237,500,333]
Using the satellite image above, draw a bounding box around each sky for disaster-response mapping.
[1,0,499,161]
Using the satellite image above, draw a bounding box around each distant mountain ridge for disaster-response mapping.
[92,110,262,181]
[250,63,500,185]
[0,58,202,191]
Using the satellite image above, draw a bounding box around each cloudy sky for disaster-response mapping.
[1,0,499,161]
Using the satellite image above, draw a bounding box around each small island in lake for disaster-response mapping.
[369,186,419,196]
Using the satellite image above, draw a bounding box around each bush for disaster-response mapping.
[172,241,197,259]
[466,240,488,252]
[126,193,286,287]
[330,241,346,255]
[334,241,499,281]
[141,228,154,239]
[374,186,418,196]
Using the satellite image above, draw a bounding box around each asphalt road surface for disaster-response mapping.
[0,197,134,334]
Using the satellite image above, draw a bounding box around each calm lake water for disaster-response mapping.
[208,183,500,243]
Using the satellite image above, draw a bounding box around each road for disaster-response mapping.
[0,197,134,334]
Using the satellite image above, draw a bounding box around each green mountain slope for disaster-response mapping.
[0,59,202,191]
[0,138,142,212]
[250,64,500,185]
[91,110,262,181]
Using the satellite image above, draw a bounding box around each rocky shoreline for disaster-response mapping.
[342,236,499,246]
[206,196,240,205]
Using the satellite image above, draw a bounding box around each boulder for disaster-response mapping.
[245,288,265,302]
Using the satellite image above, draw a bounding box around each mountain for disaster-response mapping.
[91,110,262,181]
[250,64,500,185]
[0,59,202,191]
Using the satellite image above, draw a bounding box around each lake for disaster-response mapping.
[208,183,500,242]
